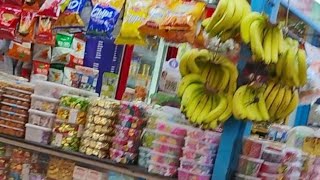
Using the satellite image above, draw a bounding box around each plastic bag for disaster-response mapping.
[54,0,87,29]
[17,10,37,42]
[87,0,125,38]
[51,47,73,64]
[114,0,153,45]
[23,0,40,10]
[68,36,86,67]
[0,4,22,40]
[35,17,55,45]
[75,65,99,92]
[56,32,74,48]
[63,67,81,87]
[37,0,63,18]
[4,0,23,6]
[32,44,52,63]
[7,41,32,62]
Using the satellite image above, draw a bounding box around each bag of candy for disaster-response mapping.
[114,0,153,45]
[87,0,125,38]
[54,0,87,30]
[7,41,32,62]
[75,65,99,92]
[17,10,37,42]
[63,67,81,88]
[51,47,73,64]
[0,4,22,40]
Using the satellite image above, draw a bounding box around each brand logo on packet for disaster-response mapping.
[91,5,115,19]
[67,0,86,13]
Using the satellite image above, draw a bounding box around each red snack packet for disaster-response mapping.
[67,36,85,67]
[7,41,32,62]
[0,4,22,40]
[35,16,55,45]
[17,10,37,42]
[4,0,23,6]
[33,60,50,76]
[23,0,40,10]
[37,0,62,19]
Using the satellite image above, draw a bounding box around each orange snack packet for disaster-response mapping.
[7,41,32,62]
[17,10,37,42]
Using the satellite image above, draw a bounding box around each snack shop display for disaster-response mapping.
[79,98,120,158]
[110,101,146,164]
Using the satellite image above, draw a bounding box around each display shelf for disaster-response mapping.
[280,0,320,33]
[0,134,175,180]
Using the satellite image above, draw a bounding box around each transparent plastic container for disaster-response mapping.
[28,109,56,128]
[148,161,178,177]
[237,156,264,177]
[31,94,59,113]
[152,141,181,156]
[25,123,51,144]
[178,168,211,180]
[150,150,179,167]
[179,158,213,175]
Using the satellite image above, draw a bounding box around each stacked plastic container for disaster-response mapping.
[51,95,90,152]
[0,82,34,138]
[178,128,221,180]
[79,98,120,158]
[109,101,147,164]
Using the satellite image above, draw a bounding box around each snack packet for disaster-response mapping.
[87,0,125,38]
[17,10,37,42]
[49,68,64,83]
[32,60,50,76]
[54,0,87,29]
[37,0,62,18]
[4,0,23,6]
[68,36,86,67]
[114,0,152,45]
[0,4,22,40]
[33,44,52,63]
[35,17,56,45]
[75,65,99,92]
[23,0,40,10]
[56,32,74,48]
[7,41,32,62]
[51,47,73,64]
[63,67,81,88]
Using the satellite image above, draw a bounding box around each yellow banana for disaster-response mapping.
[233,85,248,119]
[275,86,292,119]
[186,93,204,119]
[179,51,192,76]
[277,26,284,54]
[218,94,233,122]
[187,49,201,74]
[246,88,261,121]
[211,66,223,90]
[240,12,265,43]
[202,18,211,27]
[263,27,272,64]
[204,94,228,123]
[276,50,287,78]
[177,74,205,97]
[201,65,211,81]
[190,94,209,124]
[219,66,230,91]
[264,81,276,99]
[226,0,244,30]
[197,49,213,62]
[297,49,307,86]
[280,89,299,119]
[209,119,219,130]
[197,95,213,124]
[271,26,279,63]
[250,19,266,61]
[286,47,299,86]
[257,89,270,121]
[181,83,204,109]
[269,85,285,118]
[205,0,229,32]
[265,84,281,110]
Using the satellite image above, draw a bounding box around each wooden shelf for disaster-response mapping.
[0,134,176,180]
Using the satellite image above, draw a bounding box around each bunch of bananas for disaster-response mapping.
[202,0,251,41]
[275,37,307,87]
[178,48,238,129]
[233,81,299,122]
[240,12,284,64]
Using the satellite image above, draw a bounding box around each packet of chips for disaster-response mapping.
[54,0,87,30]
[35,17,56,45]
[114,0,153,45]
[68,36,86,67]
[0,4,22,40]
[23,0,40,10]
[87,0,125,38]
[7,41,32,62]
[51,47,73,64]
[56,32,74,48]
[37,0,62,19]
[33,44,52,63]
[17,10,37,42]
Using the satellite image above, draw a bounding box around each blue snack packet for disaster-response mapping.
[87,1,124,38]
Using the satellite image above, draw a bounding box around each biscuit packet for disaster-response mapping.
[114,0,153,45]
[87,0,125,38]
[23,0,40,10]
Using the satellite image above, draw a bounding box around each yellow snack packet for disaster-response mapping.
[115,0,153,45]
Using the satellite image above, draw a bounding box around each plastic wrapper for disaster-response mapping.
[51,47,72,64]
[182,147,215,164]
[180,158,213,175]
[47,157,75,180]
[111,137,139,153]
[32,44,52,63]
[56,32,73,48]
[51,121,81,151]
[0,4,22,40]
[32,61,50,78]
[109,148,137,164]
[120,101,146,118]
[242,138,264,159]
[7,41,32,62]
[75,65,99,92]
[23,0,40,10]
[25,123,51,144]
[178,168,211,180]
[37,0,62,18]
[68,37,86,67]
[16,10,36,42]
[4,0,23,6]
[118,114,146,129]
[150,151,179,167]
[114,0,152,45]
[35,17,55,45]
[184,137,218,154]
[54,0,86,29]
[0,110,28,122]
[0,124,24,137]
[138,147,151,168]
[152,141,181,156]
[28,109,56,128]
[87,0,125,38]
[63,67,81,88]
[0,117,25,129]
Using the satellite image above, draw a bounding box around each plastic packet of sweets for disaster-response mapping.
[114,0,153,45]
[37,0,63,19]
[56,32,74,48]
[17,10,37,42]
[7,41,32,62]
[35,17,56,45]
[87,0,125,38]
[63,67,81,88]
[0,4,22,40]
[32,44,52,63]
[51,47,73,64]
[75,65,99,92]
[68,37,85,67]
[54,0,87,29]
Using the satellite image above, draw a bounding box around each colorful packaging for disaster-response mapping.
[48,68,64,83]
[4,0,23,6]
[69,36,86,67]
[114,0,152,45]
[35,17,55,45]
[7,41,32,62]
[54,0,87,29]
[63,67,81,88]
[56,32,74,48]
[60,0,71,12]
[37,0,62,18]
[23,0,40,10]
[0,4,22,40]
[32,44,52,63]
[87,0,125,38]
[17,10,37,42]
[32,61,50,77]
[51,47,73,64]
[75,65,99,92]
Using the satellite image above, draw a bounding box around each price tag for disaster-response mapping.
[69,109,79,124]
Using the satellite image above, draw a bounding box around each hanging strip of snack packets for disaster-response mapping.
[87,0,125,38]
[0,4,22,40]
[54,0,87,30]
[114,0,153,45]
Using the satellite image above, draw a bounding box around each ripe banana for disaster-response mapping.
[250,19,266,61]
[240,12,265,43]
[263,28,272,64]
[280,89,299,119]
[271,26,279,63]
[179,51,192,77]
[205,0,229,32]
[297,49,307,86]
[268,85,285,118]
[177,74,205,97]
[190,94,209,124]
[204,94,228,123]
[257,89,270,121]
[196,95,213,124]
[218,94,233,122]
[187,49,202,74]
[265,84,281,110]
[186,93,204,119]
[275,86,292,119]
[181,83,204,110]
[233,85,248,119]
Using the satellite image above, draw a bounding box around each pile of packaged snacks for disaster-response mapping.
[8,148,32,179]
[79,98,120,158]
[110,101,146,164]
[178,128,221,180]
[0,82,34,137]
[146,120,188,177]
[51,95,89,151]
[47,156,75,180]
[72,165,105,180]
[25,89,60,144]
[0,143,9,179]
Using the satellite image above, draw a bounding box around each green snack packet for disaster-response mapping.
[56,32,74,48]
